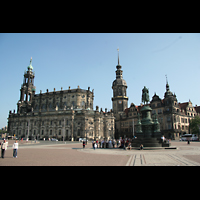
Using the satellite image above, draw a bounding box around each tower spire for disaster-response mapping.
[28,57,33,71]
[165,74,168,84]
[117,47,120,65]
[165,74,170,91]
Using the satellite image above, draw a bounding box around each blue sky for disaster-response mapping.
[0,33,200,128]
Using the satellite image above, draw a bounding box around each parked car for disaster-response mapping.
[180,134,199,141]
[79,138,88,142]
[51,138,58,141]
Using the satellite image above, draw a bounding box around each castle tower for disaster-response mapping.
[112,49,128,115]
[17,57,36,113]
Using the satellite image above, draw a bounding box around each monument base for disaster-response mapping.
[131,137,161,147]
[131,137,170,148]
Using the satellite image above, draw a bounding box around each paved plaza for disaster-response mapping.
[1,140,200,166]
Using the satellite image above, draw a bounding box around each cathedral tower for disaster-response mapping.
[17,58,36,114]
[112,49,128,115]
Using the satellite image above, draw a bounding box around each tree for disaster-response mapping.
[189,116,200,136]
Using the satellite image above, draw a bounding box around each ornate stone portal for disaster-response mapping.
[132,87,170,148]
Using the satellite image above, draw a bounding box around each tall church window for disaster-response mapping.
[82,101,85,108]
[42,104,45,110]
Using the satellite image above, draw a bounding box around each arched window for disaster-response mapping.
[82,101,85,108]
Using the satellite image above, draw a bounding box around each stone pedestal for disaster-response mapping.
[132,105,170,148]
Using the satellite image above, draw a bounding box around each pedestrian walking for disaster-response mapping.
[109,140,112,148]
[1,139,8,158]
[94,143,97,150]
[161,135,165,143]
[83,141,85,148]
[128,142,131,150]
[112,140,115,148]
[140,144,143,150]
[12,140,18,158]
[118,139,121,148]
[101,140,104,148]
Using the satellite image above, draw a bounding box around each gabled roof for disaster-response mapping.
[178,102,188,111]
[151,93,162,103]
[194,106,200,114]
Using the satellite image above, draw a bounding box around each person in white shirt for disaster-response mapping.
[12,140,18,158]
[94,143,97,150]
[161,135,165,143]
[1,139,8,158]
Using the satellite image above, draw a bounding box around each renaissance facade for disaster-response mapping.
[111,55,200,140]
[8,58,115,141]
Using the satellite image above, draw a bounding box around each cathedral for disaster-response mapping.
[8,58,115,141]
[111,54,200,140]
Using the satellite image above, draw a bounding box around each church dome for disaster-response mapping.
[112,78,127,88]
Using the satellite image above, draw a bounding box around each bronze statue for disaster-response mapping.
[142,86,149,105]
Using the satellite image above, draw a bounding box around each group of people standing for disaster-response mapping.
[1,139,18,158]
[91,139,117,149]
[82,138,134,150]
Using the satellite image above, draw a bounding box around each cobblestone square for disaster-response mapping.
[1,140,200,166]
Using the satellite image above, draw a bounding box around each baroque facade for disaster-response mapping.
[112,57,200,140]
[8,58,115,141]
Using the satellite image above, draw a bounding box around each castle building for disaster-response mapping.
[8,58,115,141]
[112,57,200,140]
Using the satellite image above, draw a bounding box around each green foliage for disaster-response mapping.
[189,116,200,135]
[0,129,7,134]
